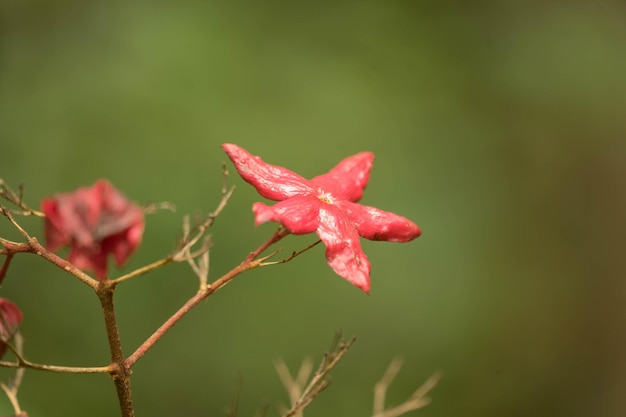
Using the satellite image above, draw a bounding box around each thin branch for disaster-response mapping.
[0,359,111,374]
[177,215,212,288]
[0,253,14,286]
[0,333,111,374]
[112,258,173,285]
[0,239,29,289]
[225,374,243,417]
[260,240,321,266]
[171,174,234,285]
[173,186,235,260]
[411,371,442,400]
[279,333,356,417]
[0,180,44,217]
[10,335,25,390]
[373,357,404,414]
[0,239,30,253]
[372,358,442,417]
[188,237,210,287]
[174,164,234,263]
[0,206,98,288]
[245,228,289,263]
[0,382,21,415]
[114,173,234,286]
[125,227,289,368]
[0,334,25,416]
[295,358,314,389]
[275,357,313,417]
[0,333,108,416]
[142,201,176,215]
[298,334,348,401]
[0,311,109,375]
[0,206,36,242]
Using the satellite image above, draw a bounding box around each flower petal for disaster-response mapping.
[68,246,109,279]
[252,195,321,234]
[0,298,23,359]
[41,180,144,280]
[41,198,70,251]
[339,202,421,242]
[42,185,102,248]
[105,223,145,268]
[316,205,371,293]
[311,152,374,202]
[94,180,144,238]
[222,144,314,201]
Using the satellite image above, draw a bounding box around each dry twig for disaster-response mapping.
[372,358,442,417]
[113,165,234,285]
[277,333,356,417]
[0,180,43,217]
[260,240,322,267]
[0,333,26,416]
[225,374,243,417]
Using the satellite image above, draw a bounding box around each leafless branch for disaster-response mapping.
[0,205,98,288]
[0,333,26,416]
[0,179,44,217]
[260,240,321,267]
[372,358,442,417]
[0,331,109,374]
[113,166,234,285]
[225,374,243,417]
[277,333,356,417]
[142,201,176,215]
[125,227,289,368]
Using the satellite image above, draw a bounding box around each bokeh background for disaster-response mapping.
[1,0,626,416]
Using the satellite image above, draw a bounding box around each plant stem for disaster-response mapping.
[126,228,289,367]
[112,257,172,285]
[0,207,98,288]
[97,281,134,417]
[0,359,110,374]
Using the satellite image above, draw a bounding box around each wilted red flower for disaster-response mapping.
[222,144,421,293]
[0,298,23,359]
[41,180,144,280]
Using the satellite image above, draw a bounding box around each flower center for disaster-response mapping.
[317,191,334,204]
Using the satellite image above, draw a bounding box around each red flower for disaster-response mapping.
[41,180,145,280]
[0,298,23,359]
[222,144,421,293]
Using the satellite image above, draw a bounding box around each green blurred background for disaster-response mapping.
[1,0,626,416]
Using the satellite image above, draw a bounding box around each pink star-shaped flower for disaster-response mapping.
[42,180,145,280]
[222,144,421,293]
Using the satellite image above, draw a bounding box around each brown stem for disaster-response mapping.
[126,228,289,367]
[0,179,44,217]
[0,336,111,374]
[0,239,29,253]
[0,253,14,285]
[112,257,172,285]
[0,207,97,288]
[96,281,134,417]
[0,359,110,374]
